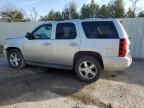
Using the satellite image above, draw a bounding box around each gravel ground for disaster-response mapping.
[0,56,144,108]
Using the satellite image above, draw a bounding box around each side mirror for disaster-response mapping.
[25,32,32,40]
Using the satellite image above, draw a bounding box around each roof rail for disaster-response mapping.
[81,16,110,19]
[44,16,110,22]
[94,16,109,19]
[55,18,64,21]
[55,18,81,21]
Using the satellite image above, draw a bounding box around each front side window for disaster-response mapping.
[56,23,77,39]
[82,21,119,39]
[32,24,52,39]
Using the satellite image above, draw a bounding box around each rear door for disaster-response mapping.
[51,21,80,66]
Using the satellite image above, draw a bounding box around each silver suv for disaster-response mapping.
[3,18,132,82]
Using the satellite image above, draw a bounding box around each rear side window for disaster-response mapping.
[56,23,77,39]
[82,21,119,39]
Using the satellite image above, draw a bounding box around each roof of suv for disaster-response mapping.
[42,18,117,24]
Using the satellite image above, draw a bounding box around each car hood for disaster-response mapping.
[6,36,25,40]
[4,36,26,48]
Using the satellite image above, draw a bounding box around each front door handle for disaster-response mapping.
[42,42,50,46]
[70,42,78,46]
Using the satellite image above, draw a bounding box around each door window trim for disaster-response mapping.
[55,22,77,40]
[31,24,52,40]
[81,21,119,39]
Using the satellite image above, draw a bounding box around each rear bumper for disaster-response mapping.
[103,55,132,71]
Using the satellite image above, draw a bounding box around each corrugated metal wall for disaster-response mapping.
[122,18,144,59]
[0,18,144,59]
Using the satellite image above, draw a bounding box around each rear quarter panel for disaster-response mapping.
[78,20,120,57]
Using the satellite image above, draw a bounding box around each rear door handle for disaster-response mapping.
[42,42,50,46]
[70,42,78,46]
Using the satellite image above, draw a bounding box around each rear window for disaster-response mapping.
[82,21,119,39]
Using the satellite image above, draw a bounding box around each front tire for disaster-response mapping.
[75,56,102,83]
[7,49,26,69]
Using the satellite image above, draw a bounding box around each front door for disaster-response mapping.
[24,24,53,64]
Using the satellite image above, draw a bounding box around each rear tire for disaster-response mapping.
[75,56,102,83]
[7,49,26,69]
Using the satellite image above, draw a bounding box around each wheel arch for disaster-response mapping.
[6,47,23,57]
[73,51,104,69]
[6,47,26,69]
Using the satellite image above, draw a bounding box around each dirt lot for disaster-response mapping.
[0,56,144,108]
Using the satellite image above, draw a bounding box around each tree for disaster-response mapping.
[129,0,140,17]
[138,11,144,17]
[54,12,62,20]
[0,3,26,22]
[47,10,62,20]
[126,8,135,17]
[80,4,91,18]
[62,1,79,19]
[48,10,58,20]
[39,10,62,21]
[89,0,100,17]
[114,0,125,18]
[107,0,125,18]
[107,3,115,18]
[30,7,38,22]
[80,0,100,18]
[69,1,79,19]
[0,10,25,22]
[99,5,109,17]
[62,7,70,19]
[40,1,79,20]
[39,16,48,21]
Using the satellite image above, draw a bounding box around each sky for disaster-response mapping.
[0,0,144,18]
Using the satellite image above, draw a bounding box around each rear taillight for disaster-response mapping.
[119,39,127,57]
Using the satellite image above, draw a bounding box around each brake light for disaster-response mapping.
[119,39,127,57]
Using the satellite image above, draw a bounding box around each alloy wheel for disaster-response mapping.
[9,52,21,67]
[79,61,97,80]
